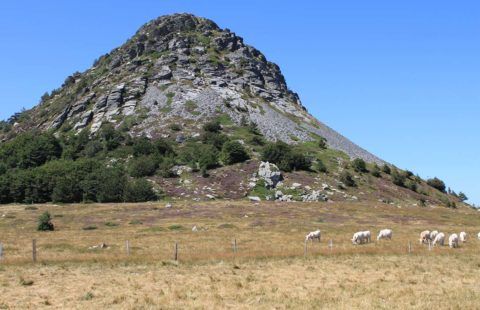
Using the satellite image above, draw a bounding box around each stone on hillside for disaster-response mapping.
[302,190,328,202]
[248,196,261,202]
[257,162,283,189]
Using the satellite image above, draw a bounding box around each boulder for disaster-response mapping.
[302,190,328,202]
[257,162,283,189]
[248,196,261,202]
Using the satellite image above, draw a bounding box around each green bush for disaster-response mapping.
[201,131,228,150]
[318,137,327,150]
[220,141,249,165]
[391,170,406,187]
[132,136,155,157]
[261,141,311,172]
[128,156,158,177]
[427,177,446,192]
[37,211,54,231]
[405,180,417,192]
[313,160,327,173]
[157,157,176,178]
[340,171,356,187]
[382,164,391,175]
[203,120,222,133]
[351,158,367,173]
[370,164,381,177]
[124,179,158,202]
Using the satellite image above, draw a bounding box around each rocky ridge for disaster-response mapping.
[6,13,382,163]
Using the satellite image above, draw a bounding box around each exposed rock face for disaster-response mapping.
[16,13,383,163]
[258,162,283,189]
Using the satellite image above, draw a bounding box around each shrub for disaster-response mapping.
[132,136,155,157]
[124,179,158,202]
[37,211,54,231]
[427,177,446,192]
[382,164,391,175]
[391,170,406,187]
[203,120,222,133]
[340,171,356,187]
[94,166,128,203]
[157,157,176,178]
[313,160,327,173]
[128,156,158,177]
[351,158,367,173]
[220,141,249,165]
[249,135,265,146]
[370,164,381,177]
[169,124,182,132]
[201,131,228,150]
[405,180,417,192]
[261,141,311,172]
[318,137,327,150]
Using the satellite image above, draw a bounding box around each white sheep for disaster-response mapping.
[432,232,445,246]
[459,231,467,243]
[430,230,439,241]
[352,231,371,245]
[305,230,321,242]
[419,230,431,244]
[449,234,459,248]
[377,229,393,241]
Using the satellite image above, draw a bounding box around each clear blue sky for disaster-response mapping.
[0,1,478,204]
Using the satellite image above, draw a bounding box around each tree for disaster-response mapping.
[351,158,367,173]
[220,141,249,165]
[261,141,311,172]
[37,211,54,231]
[124,179,158,202]
[340,171,356,187]
[382,164,391,175]
[458,192,468,202]
[128,156,158,177]
[132,136,155,157]
[427,177,446,192]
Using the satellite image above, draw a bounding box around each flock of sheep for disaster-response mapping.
[305,229,480,249]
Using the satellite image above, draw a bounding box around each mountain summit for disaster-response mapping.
[8,13,381,163]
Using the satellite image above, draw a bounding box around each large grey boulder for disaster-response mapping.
[257,162,283,189]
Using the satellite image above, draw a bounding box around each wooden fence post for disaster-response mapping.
[329,239,333,251]
[428,240,432,251]
[233,239,237,254]
[174,242,178,261]
[408,241,412,254]
[126,240,130,256]
[32,239,37,263]
[304,240,307,258]
[0,243,3,260]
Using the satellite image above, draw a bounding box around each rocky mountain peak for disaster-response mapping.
[4,13,382,163]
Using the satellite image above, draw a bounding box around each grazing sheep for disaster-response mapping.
[430,230,439,241]
[419,230,431,244]
[377,229,393,241]
[459,231,467,243]
[478,232,480,240]
[449,234,459,248]
[305,230,321,242]
[432,232,445,246]
[352,231,371,245]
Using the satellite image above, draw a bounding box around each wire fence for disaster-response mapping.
[0,236,467,266]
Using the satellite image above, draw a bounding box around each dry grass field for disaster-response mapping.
[0,200,480,309]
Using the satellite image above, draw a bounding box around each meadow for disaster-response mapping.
[0,200,479,309]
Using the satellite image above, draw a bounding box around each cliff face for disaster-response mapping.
[5,13,382,163]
